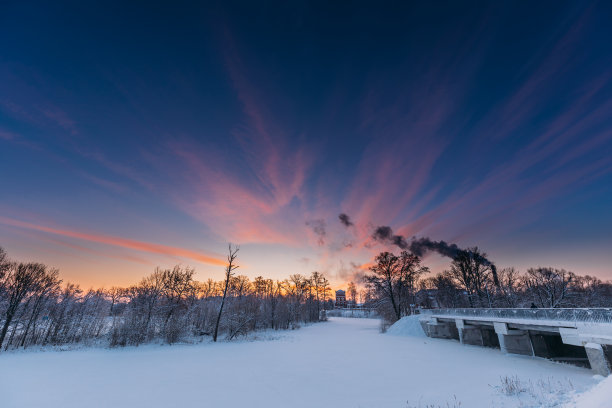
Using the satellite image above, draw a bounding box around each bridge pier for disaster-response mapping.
[585,343,612,376]
[456,319,484,346]
[420,318,459,340]
[494,322,534,356]
[454,319,499,347]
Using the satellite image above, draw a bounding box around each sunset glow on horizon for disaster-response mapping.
[2,2,612,289]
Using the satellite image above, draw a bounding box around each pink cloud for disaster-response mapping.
[0,216,226,266]
[164,140,306,245]
[132,29,317,246]
[35,233,153,266]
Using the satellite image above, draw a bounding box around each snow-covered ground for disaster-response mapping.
[0,317,604,408]
[565,374,612,408]
[386,314,428,338]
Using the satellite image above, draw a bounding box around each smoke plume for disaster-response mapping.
[408,237,462,259]
[338,213,354,227]
[370,224,499,285]
[335,213,500,285]
[372,226,408,249]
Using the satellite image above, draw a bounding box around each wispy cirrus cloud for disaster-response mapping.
[159,138,309,245]
[222,28,312,208]
[333,4,612,260]
[136,28,317,246]
[17,229,154,266]
[0,216,225,266]
[2,2,611,284]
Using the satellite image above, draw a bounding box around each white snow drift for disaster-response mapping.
[385,314,427,337]
[565,374,612,408]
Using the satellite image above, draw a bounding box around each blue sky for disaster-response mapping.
[1,1,611,287]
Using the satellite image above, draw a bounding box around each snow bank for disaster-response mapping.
[386,314,427,337]
[565,375,612,408]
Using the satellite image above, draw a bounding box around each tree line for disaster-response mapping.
[363,247,612,323]
[0,246,333,351]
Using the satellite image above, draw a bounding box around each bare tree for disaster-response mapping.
[0,262,48,349]
[138,269,166,340]
[524,267,573,308]
[19,268,60,348]
[107,286,125,315]
[0,247,9,280]
[365,252,400,320]
[397,251,429,314]
[448,247,496,308]
[319,276,331,305]
[308,271,330,317]
[347,282,357,306]
[570,275,605,307]
[496,267,522,307]
[230,275,252,299]
[213,244,239,342]
[364,251,428,321]
[0,247,334,350]
[421,271,467,308]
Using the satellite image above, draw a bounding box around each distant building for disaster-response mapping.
[335,289,347,308]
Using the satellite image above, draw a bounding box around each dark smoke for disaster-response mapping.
[371,225,464,259]
[338,213,354,227]
[490,264,499,286]
[372,226,408,249]
[408,237,462,259]
[371,224,499,285]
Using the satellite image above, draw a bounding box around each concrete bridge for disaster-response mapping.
[419,308,612,376]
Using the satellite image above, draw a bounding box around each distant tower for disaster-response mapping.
[335,290,347,308]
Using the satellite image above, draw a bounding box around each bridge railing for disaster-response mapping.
[418,308,612,324]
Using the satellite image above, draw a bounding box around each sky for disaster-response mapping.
[1,1,612,288]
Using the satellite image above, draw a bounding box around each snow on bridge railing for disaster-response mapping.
[418,308,612,324]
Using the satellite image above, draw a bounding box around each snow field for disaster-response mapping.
[0,317,600,408]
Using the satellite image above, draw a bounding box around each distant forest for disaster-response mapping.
[364,248,612,323]
[0,246,333,351]
[1,245,611,351]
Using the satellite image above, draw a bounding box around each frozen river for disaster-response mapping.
[0,317,599,407]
